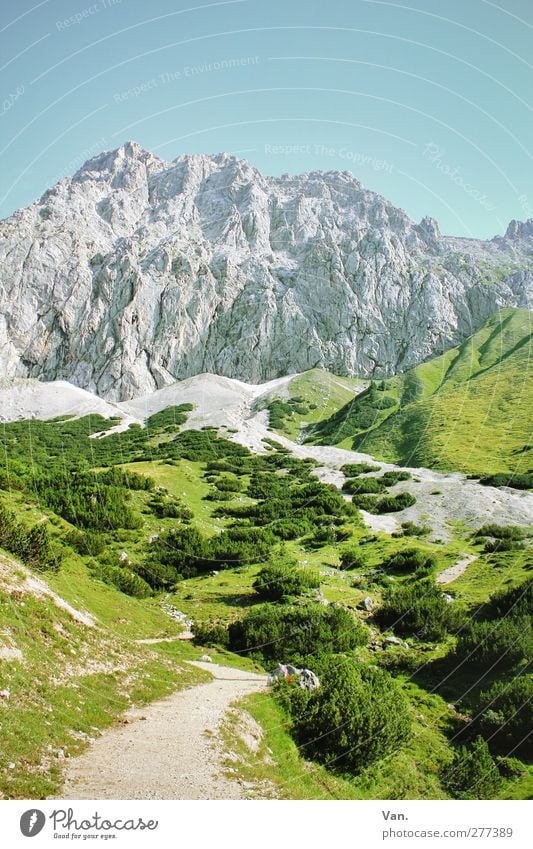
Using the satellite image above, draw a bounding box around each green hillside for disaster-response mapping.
[0,345,531,801]
[308,309,532,479]
[259,368,365,438]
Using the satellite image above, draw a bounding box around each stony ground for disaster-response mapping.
[57,662,268,800]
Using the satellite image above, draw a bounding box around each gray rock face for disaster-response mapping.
[1,141,531,400]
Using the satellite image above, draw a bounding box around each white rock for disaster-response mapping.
[0,142,530,400]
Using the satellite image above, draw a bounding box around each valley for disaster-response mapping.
[0,325,531,800]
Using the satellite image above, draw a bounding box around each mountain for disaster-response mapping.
[0,141,531,401]
[307,308,532,476]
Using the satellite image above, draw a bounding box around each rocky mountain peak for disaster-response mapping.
[0,143,531,400]
[504,218,533,240]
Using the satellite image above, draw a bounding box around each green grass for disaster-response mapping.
[0,377,530,801]
[263,369,365,437]
[223,683,455,799]
[309,309,532,477]
[0,551,212,798]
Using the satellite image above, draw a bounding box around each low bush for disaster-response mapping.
[477,676,533,758]
[442,737,501,800]
[212,474,243,492]
[228,603,368,664]
[454,616,533,670]
[253,559,320,601]
[374,492,416,513]
[339,546,365,570]
[475,524,525,540]
[383,547,437,574]
[148,494,193,520]
[398,521,430,537]
[192,621,230,648]
[380,470,412,486]
[479,472,532,490]
[292,661,412,773]
[342,477,385,495]
[65,529,105,556]
[90,561,152,598]
[377,578,462,640]
[146,404,193,430]
[481,578,533,621]
[341,462,381,476]
[0,503,58,572]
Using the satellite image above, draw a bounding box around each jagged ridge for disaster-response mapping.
[0,141,531,400]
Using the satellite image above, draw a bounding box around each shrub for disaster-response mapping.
[149,495,193,519]
[483,538,523,553]
[475,524,525,540]
[97,466,155,491]
[146,404,193,429]
[384,547,437,574]
[479,473,532,490]
[495,757,527,779]
[482,578,533,620]
[377,578,462,640]
[90,562,152,598]
[33,470,142,530]
[375,492,416,513]
[342,477,385,495]
[65,529,105,556]
[341,463,381,476]
[292,662,411,773]
[212,474,243,492]
[307,524,350,548]
[269,517,312,540]
[351,494,379,511]
[339,546,365,570]
[228,604,368,664]
[192,621,230,648]
[253,559,320,601]
[398,521,430,537]
[380,470,412,486]
[371,396,397,410]
[477,676,533,758]
[455,616,533,670]
[442,737,501,799]
[0,504,59,572]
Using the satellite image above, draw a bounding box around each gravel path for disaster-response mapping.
[57,662,267,800]
[437,555,478,584]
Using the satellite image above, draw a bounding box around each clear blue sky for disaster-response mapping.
[1,0,532,237]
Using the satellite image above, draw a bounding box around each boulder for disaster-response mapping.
[299,669,320,691]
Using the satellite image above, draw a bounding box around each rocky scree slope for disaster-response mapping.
[0,141,531,400]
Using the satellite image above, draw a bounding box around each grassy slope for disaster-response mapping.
[1,372,531,800]
[0,549,216,799]
[264,368,365,438]
[310,309,532,476]
[3,451,531,800]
